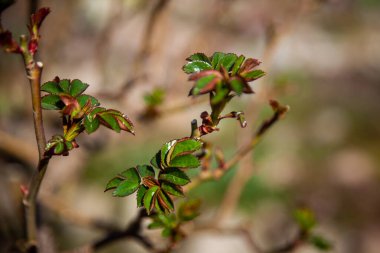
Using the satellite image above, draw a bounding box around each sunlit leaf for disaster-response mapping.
[170,154,200,168]
[77,94,99,107]
[211,52,225,70]
[192,75,217,95]
[84,114,100,134]
[159,168,190,186]
[161,182,184,197]
[41,95,64,110]
[161,140,177,167]
[241,69,265,81]
[151,150,163,170]
[186,53,210,63]
[41,81,62,95]
[231,55,245,75]
[170,138,202,159]
[183,60,212,74]
[144,186,159,214]
[136,185,148,208]
[230,78,244,95]
[104,177,123,192]
[58,79,70,93]
[69,79,89,97]
[137,165,155,178]
[220,53,238,71]
[157,190,174,213]
[111,168,141,197]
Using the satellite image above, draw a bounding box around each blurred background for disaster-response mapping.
[1,0,380,252]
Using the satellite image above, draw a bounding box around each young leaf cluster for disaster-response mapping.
[183,52,263,136]
[148,199,201,241]
[0,7,50,58]
[105,138,202,214]
[183,52,265,100]
[42,77,134,155]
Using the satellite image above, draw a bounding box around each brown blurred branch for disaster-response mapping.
[0,129,37,167]
[99,0,171,100]
[194,223,304,253]
[29,0,38,18]
[92,209,156,252]
[40,192,119,232]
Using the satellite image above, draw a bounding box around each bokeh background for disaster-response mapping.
[1,0,380,252]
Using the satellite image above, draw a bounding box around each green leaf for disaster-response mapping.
[309,235,332,251]
[137,165,155,178]
[186,53,210,63]
[157,213,176,227]
[183,60,212,74]
[211,87,229,104]
[69,79,89,97]
[105,177,123,192]
[161,140,177,168]
[241,69,265,80]
[192,75,216,95]
[148,221,164,229]
[211,52,225,70]
[112,168,141,197]
[54,141,65,154]
[157,190,174,213]
[231,55,245,75]
[144,88,165,107]
[294,208,316,232]
[99,113,121,132]
[230,78,244,95]
[41,95,64,110]
[159,168,190,186]
[65,141,74,150]
[41,81,62,95]
[161,182,184,197]
[77,94,100,107]
[220,53,238,71]
[171,138,202,160]
[84,114,100,134]
[58,79,70,93]
[136,185,148,208]
[161,227,172,237]
[178,199,201,221]
[170,154,200,168]
[144,186,159,214]
[151,150,163,170]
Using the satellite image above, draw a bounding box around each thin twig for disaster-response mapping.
[92,209,156,251]
[186,101,289,191]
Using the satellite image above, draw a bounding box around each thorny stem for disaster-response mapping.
[22,58,51,251]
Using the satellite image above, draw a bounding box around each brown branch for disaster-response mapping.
[0,129,37,167]
[29,0,39,18]
[136,0,170,61]
[92,209,156,252]
[22,59,52,253]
